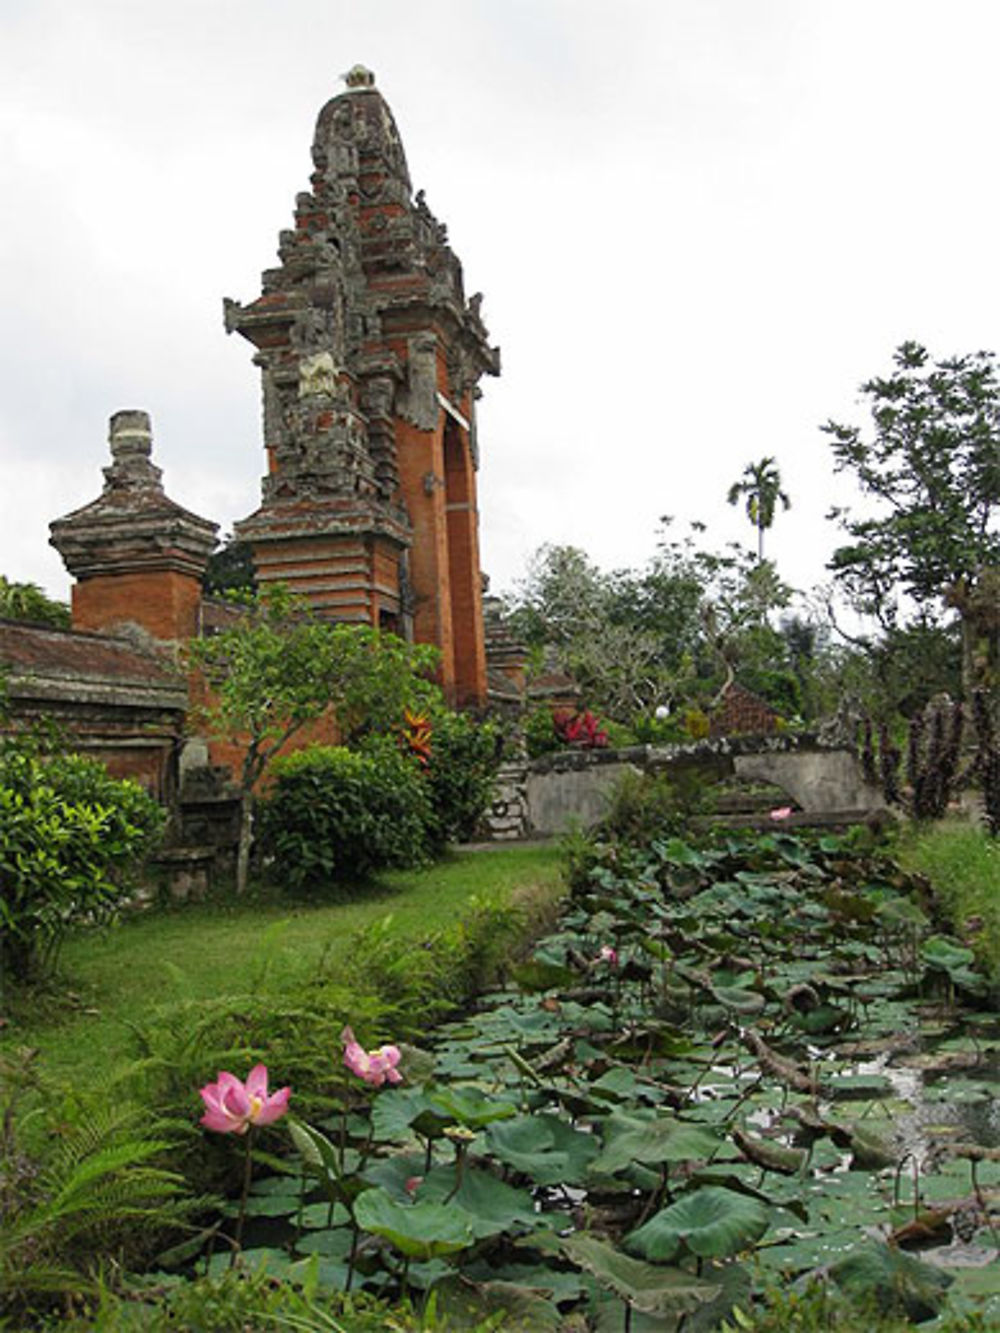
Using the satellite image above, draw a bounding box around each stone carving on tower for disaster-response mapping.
[225,66,499,705]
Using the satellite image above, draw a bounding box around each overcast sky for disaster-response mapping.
[3,1,999,612]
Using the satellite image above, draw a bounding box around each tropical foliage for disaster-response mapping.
[420,706,501,847]
[185,585,439,893]
[505,526,799,727]
[258,742,433,889]
[0,739,163,983]
[0,575,70,629]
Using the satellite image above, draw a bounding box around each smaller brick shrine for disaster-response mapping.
[50,410,218,643]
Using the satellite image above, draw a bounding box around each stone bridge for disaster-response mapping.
[486,734,885,839]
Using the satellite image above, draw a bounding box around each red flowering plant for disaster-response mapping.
[398,708,433,768]
[554,709,609,749]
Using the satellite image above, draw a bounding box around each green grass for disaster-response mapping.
[895,819,1000,984]
[1,842,563,1088]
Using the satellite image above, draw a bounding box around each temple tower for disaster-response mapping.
[225,66,499,706]
[50,410,218,641]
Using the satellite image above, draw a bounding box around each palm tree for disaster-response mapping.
[727,457,791,561]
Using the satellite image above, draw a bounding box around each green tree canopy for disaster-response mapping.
[186,586,439,893]
[823,341,1000,695]
[502,525,797,725]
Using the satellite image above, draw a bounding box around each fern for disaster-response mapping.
[0,1096,202,1316]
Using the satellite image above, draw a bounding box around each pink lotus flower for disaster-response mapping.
[199,1064,291,1135]
[769,806,793,821]
[597,945,619,966]
[342,1026,403,1087]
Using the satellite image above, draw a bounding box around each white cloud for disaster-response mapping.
[3,0,1000,607]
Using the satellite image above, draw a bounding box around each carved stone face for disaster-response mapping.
[298,352,339,400]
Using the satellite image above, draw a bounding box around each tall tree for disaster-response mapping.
[823,341,1000,697]
[186,586,438,894]
[727,457,791,562]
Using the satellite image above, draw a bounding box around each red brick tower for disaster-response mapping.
[50,410,218,641]
[225,66,499,706]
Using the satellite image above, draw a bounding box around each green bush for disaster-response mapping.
[258,743,431,889]
[423,709,501,845]
[344,893,526,1023]
[630,710,689,744]
[523,706,560,757]
[47,1273,504,1332]
[740,665,802,718]
[0,746,163,983]
[597,768,706,845]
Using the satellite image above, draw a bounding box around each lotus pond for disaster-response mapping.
[196,829,1000,1329]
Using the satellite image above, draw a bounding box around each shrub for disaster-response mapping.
[680,704,711,740]
[597,768,705,845]
[0,745,163,983]
[423,709,501,846]
[524,706,560,758]
[631,710,689,744]
[343,893,527,1025]
[258,743,431,890]
[524,707,613,758]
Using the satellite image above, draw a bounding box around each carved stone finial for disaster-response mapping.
[109,409,153,461]
[103,409,163,493]
[343,65,375,89]
[49,410,218,595]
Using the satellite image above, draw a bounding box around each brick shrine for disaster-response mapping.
[225,65,499,707]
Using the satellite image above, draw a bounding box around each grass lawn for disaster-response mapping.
[895,818,1000,985]
[1,842,563,1088]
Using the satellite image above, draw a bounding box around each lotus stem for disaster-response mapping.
[344,1218,360,1293]
[231,1128,255,1265]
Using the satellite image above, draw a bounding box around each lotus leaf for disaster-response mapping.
[624,1185,770,1261]
[731,1126,807,1176]
[829,1242,953,1321]
[205,1246,292,1278]
[353,1186,475,1259]
[417,1165,547,1238]
[590,1111,721,1175]
[710,984,766,1016]
[428,1084,519,1128]
[560,1233,720,1317]
[486,1113,599,1185]
[298,1200,350,1228]
[229,1191,302,1217]
[431,1275,562,1330]
[287,1255,350,1290]
[464,1260,586,1303]
[296,1227,354,1259]
[371,1086,445,1142]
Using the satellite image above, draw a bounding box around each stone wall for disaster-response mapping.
[0,618,188,801]
[502,734,885,838]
